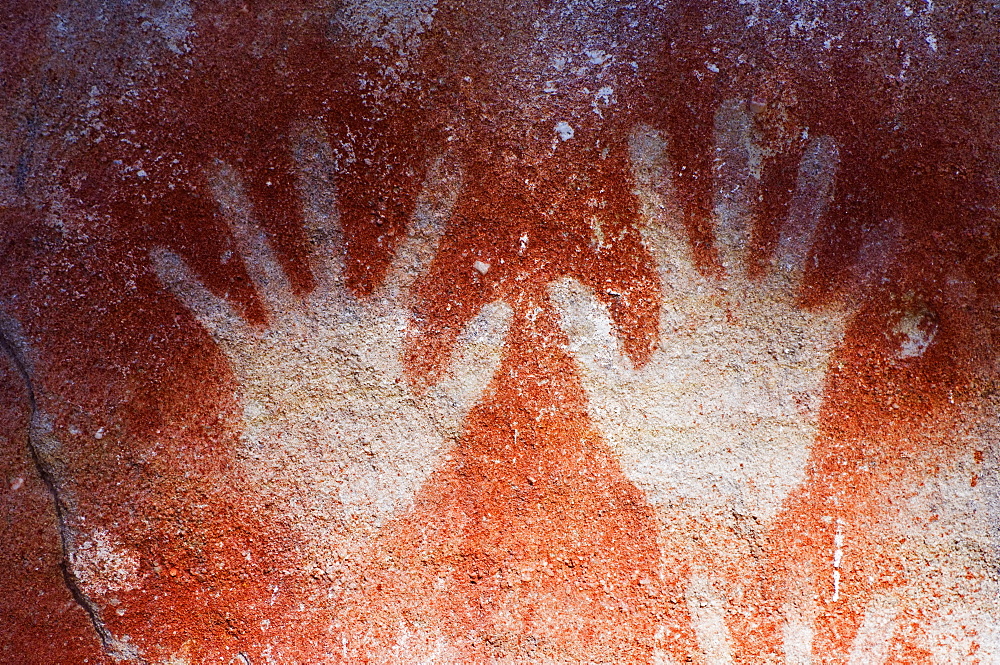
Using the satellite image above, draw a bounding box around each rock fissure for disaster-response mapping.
[0,327,147,664]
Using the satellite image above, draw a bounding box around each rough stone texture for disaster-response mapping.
[0,353,107,664]
[2,0,999,663]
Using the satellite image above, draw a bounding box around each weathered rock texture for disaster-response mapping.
[2,0,999,663]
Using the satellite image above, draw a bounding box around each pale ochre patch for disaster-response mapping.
[69,527,141,595]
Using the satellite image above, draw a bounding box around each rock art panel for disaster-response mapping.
[1,0,999,663]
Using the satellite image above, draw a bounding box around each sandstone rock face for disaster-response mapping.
[2,1,999,663]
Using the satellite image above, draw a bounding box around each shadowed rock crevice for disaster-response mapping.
[0,324,146,663]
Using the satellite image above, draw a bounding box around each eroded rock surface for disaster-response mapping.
[2,1,999,663]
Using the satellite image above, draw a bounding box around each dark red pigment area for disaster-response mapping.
[408,138,660,379]
[76,0,436,315]
[634,1,999,294]
[0,0,58,203]
[0,0,57,108]
[0,207,324,662]
[103,504,315,664]
[0,356,108,665]
[334,307,698,661]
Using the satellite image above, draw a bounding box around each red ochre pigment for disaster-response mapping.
[0,354,108,664]
[2,0,998,661]
[325,305,689,661]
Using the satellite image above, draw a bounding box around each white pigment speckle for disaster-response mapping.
[554,121,574,141]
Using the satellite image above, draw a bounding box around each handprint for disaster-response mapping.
[151,144,512,556]
[550,102,856,660]
[552,105,847,524]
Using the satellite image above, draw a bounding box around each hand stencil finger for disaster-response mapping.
[292,123,346,296]
[382,156,462,302]
[629,124,701,291]
[711,99,757,277]
[770,134,840,293]
[548,277,634,378]
[430,299,513,432]
[150,247,251,359]
[208,160,296,320]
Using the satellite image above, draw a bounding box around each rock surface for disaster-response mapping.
[2,0,999,663]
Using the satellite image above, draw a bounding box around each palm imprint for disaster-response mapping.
[152,136,511,556]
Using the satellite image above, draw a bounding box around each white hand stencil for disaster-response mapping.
[551,102,851,525]
[152,136,511,556]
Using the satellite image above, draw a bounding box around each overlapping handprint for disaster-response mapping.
[5,1,996,661]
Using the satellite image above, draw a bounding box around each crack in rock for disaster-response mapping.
[0,323,147,664]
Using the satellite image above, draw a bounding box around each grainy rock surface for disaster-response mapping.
[2,1,999,663]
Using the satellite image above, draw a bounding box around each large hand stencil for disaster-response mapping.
[550,102,860,661]
[152,136,511,555]
[551,103,850,524]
